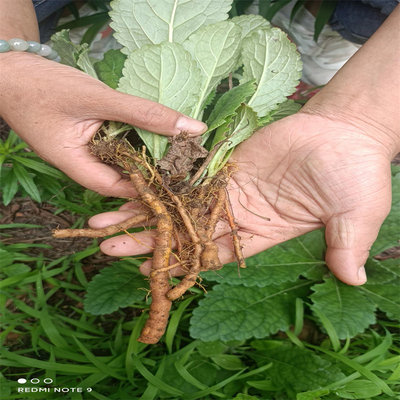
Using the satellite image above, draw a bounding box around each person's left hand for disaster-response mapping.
[88,111,394,285]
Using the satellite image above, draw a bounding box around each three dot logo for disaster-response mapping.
[18,378,53,384]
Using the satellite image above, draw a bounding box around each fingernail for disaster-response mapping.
[176,116,207,135]
[357,265,367,282]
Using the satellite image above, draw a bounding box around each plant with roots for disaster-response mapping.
[52,0,302,344]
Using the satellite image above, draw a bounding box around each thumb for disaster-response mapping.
[93,89,207,137]
[324,206,390,286]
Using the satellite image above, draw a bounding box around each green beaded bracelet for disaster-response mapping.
[0,38,59,61]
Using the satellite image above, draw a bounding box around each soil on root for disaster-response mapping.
[53,134,244,344]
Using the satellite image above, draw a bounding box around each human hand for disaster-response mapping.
[0,53,206,197]
[89,111,394,285]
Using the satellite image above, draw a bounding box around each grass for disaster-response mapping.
[1,190,399,399]
[1,135,399,400]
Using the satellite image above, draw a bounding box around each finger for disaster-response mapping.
[324,205,391,286]
[119,201,144,211]
[100,230,157,256]
[93,89,207,137]
[50,146,136,198]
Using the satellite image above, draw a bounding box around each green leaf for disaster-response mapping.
[310,278,376,339]
[51,30,97,78]
[57,11,110,31]
[196,341,228,357]
[313,0,338,42]
[84,261,147,315]
[12,155,65,179]
[190,281,310,341]
[183,21,242,117]
[365,258,399,284]
[241,28,302,117]
[259,0,292,21]
[76,50,98,79]
[13,162,41,202]
[51,30,79,67]
[297,388,331,400]
[203,230,328,286]
[252,342,345,394]
[334,380,381,399]
[94,49,127,89]
[206,80,256,132]
[118,42,203,159]
[370,170,400,255]
[207,104,258,176]
[306,344,394,397]
[231,14,271,41]
[210,354,244,370]
[110,0,233,53]
[0,168,18,205]
[258,99,301,127]
[2,264,31,277]
[360,277,400,320]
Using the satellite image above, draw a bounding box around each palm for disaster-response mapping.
[93,112,392,285]
[217,113,392,283]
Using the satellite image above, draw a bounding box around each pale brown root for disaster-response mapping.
[150,262,181,277]
[225,191,246,269]
[161,187,202,301]
[127,166,174,344]
[166,188,225,301]
[52,214,149,238]
[207,188,226,237]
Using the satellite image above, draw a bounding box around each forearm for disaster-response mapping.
[0,1,42,119]
[0,0,39,40]
[303,5,400,156]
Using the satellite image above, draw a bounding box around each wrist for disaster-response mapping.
[301,89,400,159]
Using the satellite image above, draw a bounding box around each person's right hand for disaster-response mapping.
[0,52,206,197]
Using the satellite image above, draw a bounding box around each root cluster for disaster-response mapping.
[53,136,245,344]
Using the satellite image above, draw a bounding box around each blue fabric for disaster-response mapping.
[329,0,399,44]
[33,0,73,42]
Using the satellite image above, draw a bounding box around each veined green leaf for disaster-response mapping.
[364,258,399,284]
[258,99,302,127]
[370,169,399,255]
[51,30,78,67]
[190,281,310,341]
[183,21,242,117]
[51,30,98,78]
[118,42,203,159]
[231,14,271,41]
[207,104,258,176]
[110,0,233,53]
[251,342,345,395]
[206,80,256,132]
[310,278,376,339]
[203,230,327,286]
[94,49,127,89]
[360,277,400,320]
[241,28,302,117]
[84,262,147,315]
